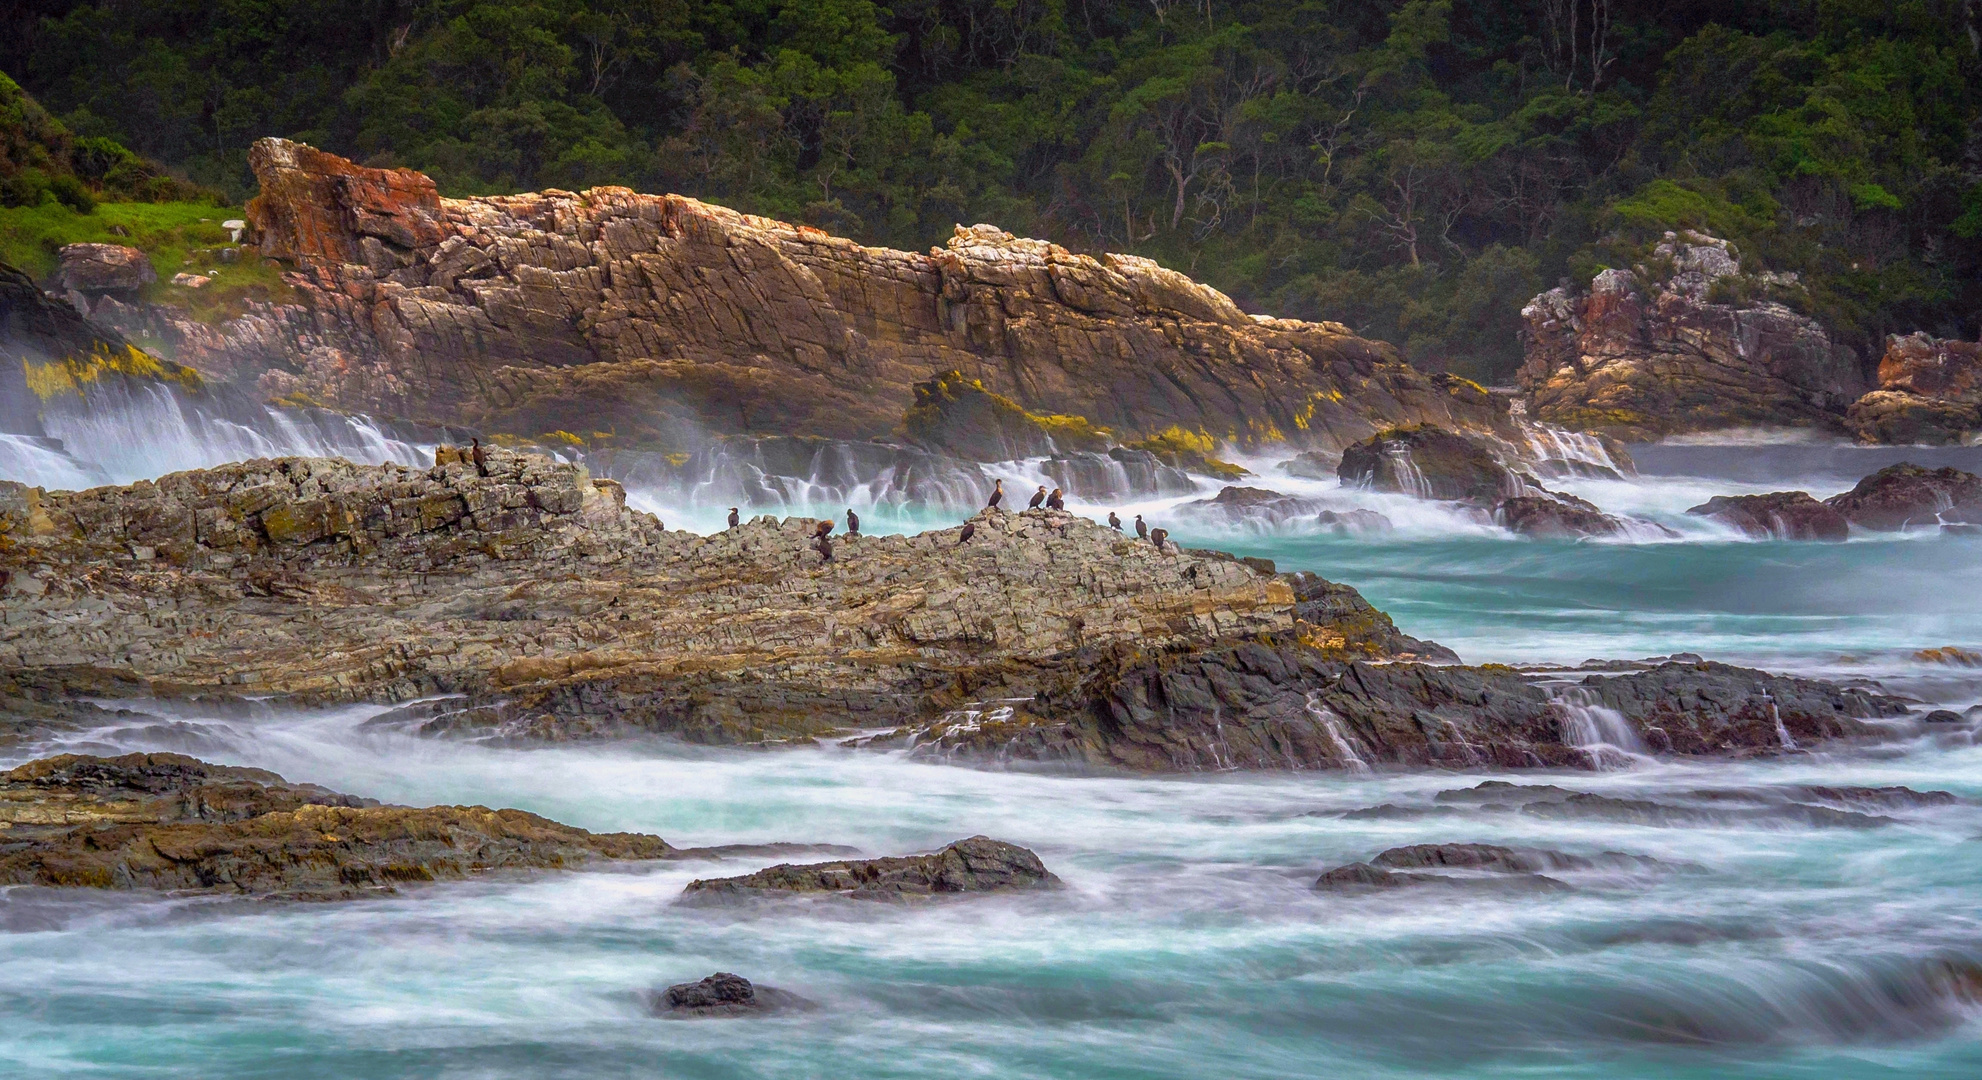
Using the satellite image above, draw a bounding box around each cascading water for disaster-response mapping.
[1550,686,1652,769]
[1767,694,1798,750]
[1305,692,1372,773]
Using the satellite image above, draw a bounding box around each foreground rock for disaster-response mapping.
[112,138,1510,457]
[651,973,814,1018]
[1686,492,1850,541]
[0,753,675,898]
[679,837,1058,904]
[1824,464,1982,531]
[1518,231,1866,440]
[0,448,1429,748]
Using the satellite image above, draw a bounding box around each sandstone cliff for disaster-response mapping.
[131,138,1508,455]
[1518,232,1867,440]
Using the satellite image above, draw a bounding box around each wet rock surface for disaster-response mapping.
[0,752,677,898]
[1686,492,1850,541]
[1315,842,1669,892]
[679,836,1058,904]
[1338,424,1528,502]
[1495,493,1628,539]
[1823,464,1982,531]
[651,973,815,1018]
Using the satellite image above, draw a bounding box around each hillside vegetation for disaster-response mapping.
[3,1,1979,378]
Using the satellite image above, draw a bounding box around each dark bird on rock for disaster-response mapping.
[728,507,740,529]
[846,509,860,536]
[987,479,1005,509]
[470,437,488,478]
[1028,485,1047,510]
[1135,514,1148,540]
[958,522,977,545]
[1047,487,1065,511]
[1108,512,1122,530]
[1150,527,1169,551]
[816,519,834,538]
[816,535,834,563]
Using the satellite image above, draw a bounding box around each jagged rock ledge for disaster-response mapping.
[0,448,1916,770]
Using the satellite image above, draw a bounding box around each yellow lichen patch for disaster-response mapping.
[22,344,203,402]
[1290,388,1346,432]
[663,452,691,467]
[542,430,587,447]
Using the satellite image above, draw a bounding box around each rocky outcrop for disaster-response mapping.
[679,836,1058,904]
[881,653,1908,771]
[1824,464,1982,530]
[1519,232,1866,440]
[1337,424,1530,502]
[1844,333,1982,445]
[1314,843,1667,891]
[0,752,676,897]
[652,973,814,1017]
[140,138,1512,453]
[1686,492,1850,541]
[899,369,1110,461]
[0,447,1432,749]
[2,261,203,438]
[56,243,156,301]
[1494,493,1628,539]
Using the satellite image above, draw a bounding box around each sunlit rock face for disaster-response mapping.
[138,137,1513,453]
[1846,333,1982,445]
[1518,231,1868,441]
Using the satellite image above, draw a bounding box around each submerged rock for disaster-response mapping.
[0,753,677,898]
[652,973,814,1018]
[1177,485,1323,526]
[679,836,1059,905]
[1823,463,1982,531]
[1314,508,1394,536]
[1494,492,1626,539]
[1686,492,1850,541]
[1315,843,1666,892]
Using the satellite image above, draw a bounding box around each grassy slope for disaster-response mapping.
[0,200,292,320]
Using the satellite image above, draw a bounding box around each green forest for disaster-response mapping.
[3,0,1980,380]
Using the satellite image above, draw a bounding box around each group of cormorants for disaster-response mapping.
[721,479,1167,562]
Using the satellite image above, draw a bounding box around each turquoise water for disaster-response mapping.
[5,440,1982,1077]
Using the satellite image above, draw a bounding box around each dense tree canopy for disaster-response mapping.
[5,0,1978,379]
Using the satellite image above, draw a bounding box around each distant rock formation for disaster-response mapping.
[1518,231,1867,440]
[118,137,1511,454]
[1846,333,1982,445]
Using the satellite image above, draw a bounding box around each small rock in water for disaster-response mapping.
[1685,492,1849,541]
[678,836,1060,905]
[653,972,813,1018]
[1922,709,1966,724]
[1313,842,1664,893]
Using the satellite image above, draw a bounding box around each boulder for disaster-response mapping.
[1494,493,1623,538]
[0,753,677,898]
[56,243,155,296]
[1922,710,1965,724]
[1314,508,1393,535]
[679,836,1059,904]
[1178,485,1322,526]
[1338,425,1527,502]
[1846,390,1980,446]
[1845,333,1982,444]
[652,973,814,1018]
[1686,492,1850,540]
[1315,843,1665,892]
[1824,464,1982,531]
[1518,231,1866,439]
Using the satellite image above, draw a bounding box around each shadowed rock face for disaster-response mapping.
[1518,232,1866,440]
[1686,492,1850,540]
[679,836,1059,904]
[0,752,675,897]
[1824,464,1982,531]
[139,138,1513,452]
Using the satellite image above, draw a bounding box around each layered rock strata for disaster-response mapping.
[1519,232,1867,440]
[132,138,1510,454]
[0,446,1431,749]
[0,752,676,897]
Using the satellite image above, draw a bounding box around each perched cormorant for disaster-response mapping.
[1149,527,1169,551]
[987,479,1005,509]
[1027,485,1047,510]
[1134,514,1148,540]
[815,535,834,563]
[727,507,740,529]
[1108,511,1122,530]
[957,521,977,545]
[1047,487,1065,511]
[846,509,860,536]
[470,437,488,477]
[816,519,834,538]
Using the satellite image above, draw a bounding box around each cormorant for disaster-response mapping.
[1027,485,1047,510]
[1047,487,1065,511]
[846,509,860,536]
[1108,512,1122,530]
[1150,527,1169,551]
[816,519,834,538]
[1134,514,1148,540]
[957,521,977,545]
[987,479,1004,509]
[816,535,834,563]
[470,437,488,477]
[727,507,740,529]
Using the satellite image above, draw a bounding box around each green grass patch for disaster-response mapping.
[0,199,293,322]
